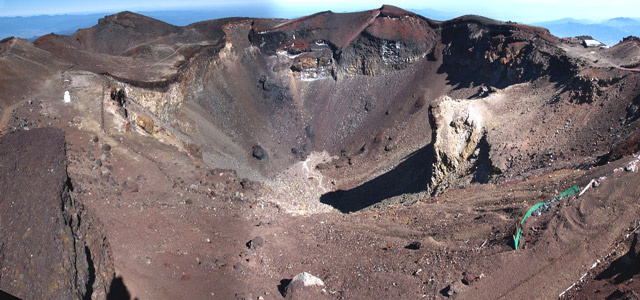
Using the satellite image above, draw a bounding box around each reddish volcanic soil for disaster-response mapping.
[1,5,640,300]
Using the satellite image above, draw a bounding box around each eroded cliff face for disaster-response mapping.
[427,96,499,195]
[249,6,439,79]
[438,16,575,90]
[0,128,114,300]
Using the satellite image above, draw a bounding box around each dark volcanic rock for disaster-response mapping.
[252,145,266,160]
[246,236,265,249]
[0,128,114,300]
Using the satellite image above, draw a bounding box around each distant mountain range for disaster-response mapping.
[0,9,637,46]
[0,6,279,41]
[0,14,104,40]
[533,17,640,46]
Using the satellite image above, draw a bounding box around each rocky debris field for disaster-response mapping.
[1,4,640,300]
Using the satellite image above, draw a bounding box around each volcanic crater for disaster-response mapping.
[1,5,640,300]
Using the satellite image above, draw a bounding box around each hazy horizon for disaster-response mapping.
[1,0,640,23]
[2,1,639,45]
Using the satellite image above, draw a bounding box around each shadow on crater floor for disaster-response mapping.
[320,145,433,213]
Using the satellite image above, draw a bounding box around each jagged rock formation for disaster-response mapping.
[0,128,114,299]
[427,96,492,195]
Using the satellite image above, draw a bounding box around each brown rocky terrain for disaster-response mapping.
[0,128,113,299]
[1,5,640,299]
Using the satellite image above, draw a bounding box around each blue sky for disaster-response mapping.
[0,0,639,23]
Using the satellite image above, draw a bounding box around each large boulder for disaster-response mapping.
[284,272,329,300]
[0,128,114,300]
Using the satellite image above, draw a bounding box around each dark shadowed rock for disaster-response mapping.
[252,145,266,160]
[405,241,422,250]
[246,236,265,249]
[0,128,114,300]
[442,280,466,297]
[240,178,258,190]
[305,125,315,141]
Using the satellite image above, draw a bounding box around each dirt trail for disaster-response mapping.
[0,98,27,128]
[560,43,640,72]
[462,159,640,299]
[0,75,60,128]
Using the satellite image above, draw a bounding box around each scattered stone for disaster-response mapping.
[284,272,326,298]
[136,115,155,134]
[384,143,397,152]
[214,257,228,269]
[146,257,152,264]
[305,125,315,141]
[383,242,393,250]
[315,163,330,170]
[252,145,266,160]
[91,135,99,143]
[125,182,139,193]
[198,260,216,268]
[246,236,265,249]
[101,143,111,152]
[181,273,191,281]
[442,280,466,297]
[405,241,422,250]
[233,262,249,274]
[462,271,475,285]
[240,178,258,190]
[100,166,111,177]
[185,199,193,205]
[364,100,374,112]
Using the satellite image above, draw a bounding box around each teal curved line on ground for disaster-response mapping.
[514,185,580,250]
[514,202,544,250]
